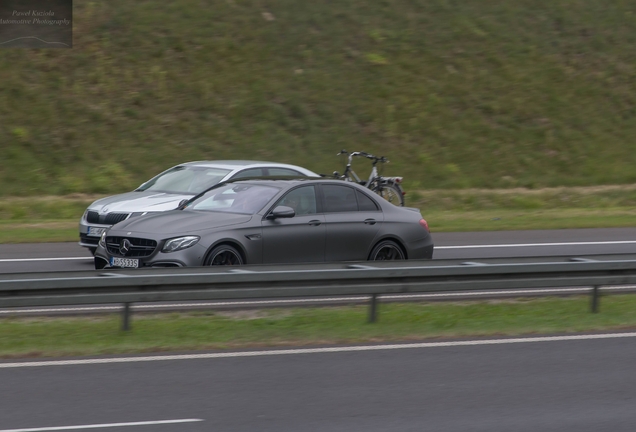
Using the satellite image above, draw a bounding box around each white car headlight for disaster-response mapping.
[162,236,200,253]
[99,231,107,248]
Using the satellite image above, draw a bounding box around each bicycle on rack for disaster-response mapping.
[332,150,405,206]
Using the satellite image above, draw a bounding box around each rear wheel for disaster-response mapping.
[369,240,405,261]
[372,183,405,206]
[205,245,244,266]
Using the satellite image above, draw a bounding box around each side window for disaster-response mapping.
[356,190,380,211]
[322,185,358,213]
[231,168,264,180]
[267,168,302,177]
[275,186,317,215]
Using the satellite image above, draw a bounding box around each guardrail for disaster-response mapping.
[2,254,636,330]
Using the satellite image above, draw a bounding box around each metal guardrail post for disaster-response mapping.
[591,286,600,313]
[369,294,378,323]
[122,302,132,331]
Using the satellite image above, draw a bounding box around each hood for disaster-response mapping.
[110,210,253,235]
[89,191,193,213]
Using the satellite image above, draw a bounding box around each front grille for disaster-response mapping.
[86,211,130,225]
[104,213,130,224]
[106,236,157,257]
[86,211,100,223]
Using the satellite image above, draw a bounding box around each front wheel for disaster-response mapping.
[372,182,405,206]
[369,240,405,261]
[204,245,244,266]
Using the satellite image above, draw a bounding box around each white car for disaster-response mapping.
[79,160,318,254]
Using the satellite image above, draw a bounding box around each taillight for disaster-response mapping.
[419,219,430,232]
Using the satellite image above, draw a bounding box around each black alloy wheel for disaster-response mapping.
[369,240,405,260]
[205,245,244,266]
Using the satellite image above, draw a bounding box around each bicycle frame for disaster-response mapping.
[336,150,405,206]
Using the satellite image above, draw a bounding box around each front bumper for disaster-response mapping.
[79,222,111,249]
[94,242,207,269]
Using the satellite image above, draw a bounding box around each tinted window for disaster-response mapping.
[322,185,358,213]
[356,190,380,211]
[231,168,265,179]
[274,186,317,215]
[268,168,302,176]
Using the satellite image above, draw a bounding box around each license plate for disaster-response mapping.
[87,227,106,237]
[110,257,139,268]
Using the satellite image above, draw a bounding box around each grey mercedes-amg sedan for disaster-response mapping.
[94,178,433,269]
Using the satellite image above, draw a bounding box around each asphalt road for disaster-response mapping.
[2,227,636,273]
[1,334,635,432]
[2,231,636,431]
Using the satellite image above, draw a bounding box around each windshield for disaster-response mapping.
[136,166,232,194]
[187,184,280,215]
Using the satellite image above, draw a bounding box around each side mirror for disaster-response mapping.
[267,205,295,219]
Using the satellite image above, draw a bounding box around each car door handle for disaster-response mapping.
[364,219,377,225]
[308,220,322,226]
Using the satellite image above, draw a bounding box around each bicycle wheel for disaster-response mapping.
[372,182,405,206]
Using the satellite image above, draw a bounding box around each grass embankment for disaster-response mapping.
[2,0,636,196]
[1,296,635,359]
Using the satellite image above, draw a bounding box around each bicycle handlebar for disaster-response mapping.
[338,150,389,163]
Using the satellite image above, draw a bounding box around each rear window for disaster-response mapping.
[268,168,302,176]
[322,185,358,213]
[356,190,380,211]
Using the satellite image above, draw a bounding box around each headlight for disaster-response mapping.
[99,231,107,248]
[130,211,152,218]
[162,236,200,253]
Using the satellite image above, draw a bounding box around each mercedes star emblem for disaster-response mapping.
[119,238,132,256]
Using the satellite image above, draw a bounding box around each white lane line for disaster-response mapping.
[436,240,636,249]
[0,419,203,432]
[2,286,635,315]
[0,240,635,263]
[0,257,90,263]
[1,332,635,369]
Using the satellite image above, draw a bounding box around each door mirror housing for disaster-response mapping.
[267,205,295,219]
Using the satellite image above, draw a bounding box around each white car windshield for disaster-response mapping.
[187,184,280,215]
[136,166,232,194]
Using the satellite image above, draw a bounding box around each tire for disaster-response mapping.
[372,182,405,206]
[204,244,244,266]
[88,247,97,256]
[369,240,405,261]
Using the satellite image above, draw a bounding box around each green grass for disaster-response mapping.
[2,0,636,196]
[2,295,635,359]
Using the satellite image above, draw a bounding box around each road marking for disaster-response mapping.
[436,240,636,249]
[0,419,203,431]
[1,240,635,263]
[1,332,636,369]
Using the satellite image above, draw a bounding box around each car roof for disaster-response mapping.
[227,177,360,188]
[180,160,312,170]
